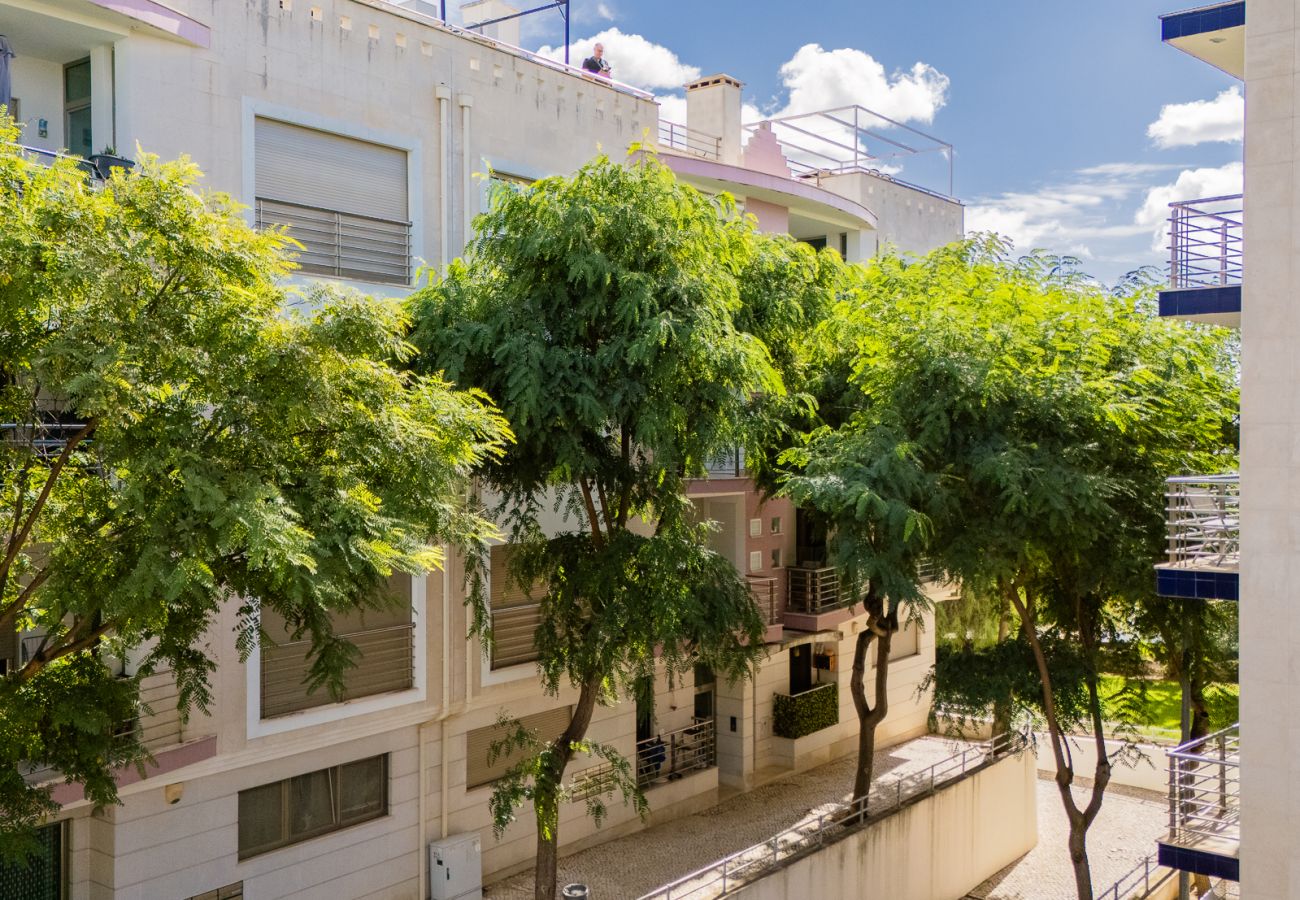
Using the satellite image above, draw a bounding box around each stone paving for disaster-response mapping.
[483,734,969,900]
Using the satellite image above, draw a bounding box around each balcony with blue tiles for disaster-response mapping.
[1160,2,1244,79]
[1159,194,1242,327]
[1155,475,1238,602]
[1158,724,1240,882]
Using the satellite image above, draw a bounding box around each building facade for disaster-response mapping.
[1,2,963,896]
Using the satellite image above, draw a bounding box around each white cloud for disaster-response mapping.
[537,27,700,90]
[595,2,614,19]
[1147,87,1244,148]
[775,44,949,124]
[1135,161,1243,251]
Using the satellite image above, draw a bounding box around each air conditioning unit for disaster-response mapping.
[429,832,483,900]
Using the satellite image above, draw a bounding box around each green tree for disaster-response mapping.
[813,237,1235,899]
[409,153,776,900]
[0,129,507,858]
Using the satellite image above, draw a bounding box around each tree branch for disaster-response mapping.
[578,479,605,550]
[0,567,51,633]
[15,619,115,685]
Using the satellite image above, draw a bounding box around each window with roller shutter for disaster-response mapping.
[466,706,571,789]
[253,117,412,285]
[259,575,415,719]
[489,544,543,670]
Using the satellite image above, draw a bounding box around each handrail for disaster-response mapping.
[1168,194,1243,289]
[637,732,1029,899]
[658,120,721,161]
[1167,723,1239,848]
[1162,474,1239,570]
[746,575,781,626]
[636,719,716,787]
[1095,853,1175,900]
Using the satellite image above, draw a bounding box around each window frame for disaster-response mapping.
[237,754,389,860]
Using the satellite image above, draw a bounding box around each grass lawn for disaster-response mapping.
[1099,675,1239,738]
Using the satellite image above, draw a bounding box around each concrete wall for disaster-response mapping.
[1239,0,1298,895]
[734,747,1037,900]
[819,171,964,257]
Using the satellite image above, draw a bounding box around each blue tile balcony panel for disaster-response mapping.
[1155,567,1238,601]
[1158,285,1241,319]
[1158,841,1240,881]
[1161,2,1245,41]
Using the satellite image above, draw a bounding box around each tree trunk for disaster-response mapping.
[1066,809,1093,900]
[850,606,892,812]
[991,593,1013,736]
[533,676,601,900]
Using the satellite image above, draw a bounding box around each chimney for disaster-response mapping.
[460,0,521,46]
[686,74,743,165]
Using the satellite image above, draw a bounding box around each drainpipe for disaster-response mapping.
[458,94,474,250]
[435,85,451,269]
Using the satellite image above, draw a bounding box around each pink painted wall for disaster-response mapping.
[745,196,790,234]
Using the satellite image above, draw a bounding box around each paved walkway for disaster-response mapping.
[484,735,967,900]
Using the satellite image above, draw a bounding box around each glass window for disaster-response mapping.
[770,516,782,535]
[63,59,92,158]
[238,755,387,859]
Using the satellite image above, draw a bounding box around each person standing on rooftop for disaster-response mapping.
[582,42,611,77]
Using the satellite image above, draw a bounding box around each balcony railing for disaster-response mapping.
[703,446,745,478]
[786,565,856,614]
[1163,475,1239,570]
[658,120,721,161]
[1169,194,1243,289]
[772,681,838,739]
[255,197,412,285]
[747,575,781,626]
[636,719,716,787]
[1167,724,1239,849]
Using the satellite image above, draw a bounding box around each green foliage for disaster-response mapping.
[0,119,507,855]
[928,637,1092,731]
[773,683,839,739]
[409,152,779,863]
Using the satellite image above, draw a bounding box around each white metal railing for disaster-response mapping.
[1169,194,1243,289]
[1167,723,1239,848]
[637,732,1029,900]
[658,120,721,160]
[255,197,412,285]
[1095,853,1176,900]
[637,719,716,787]
[1164,475,1239,570]
[746,575,781,626]
[0,421,94,459]
[704,447,745,478]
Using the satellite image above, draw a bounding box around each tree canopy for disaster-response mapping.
[0,127,507,855]
[409,151,793,900]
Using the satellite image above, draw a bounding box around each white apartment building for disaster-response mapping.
[0,2,963,897]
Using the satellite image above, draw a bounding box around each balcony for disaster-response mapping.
[1158,724,1240,882]
[746,574,783,644]
[784,565,858,631]
[1159,194,1242,326]
[1160,2,1244,80]
[1155,475,1239,602]
[637,720,717,787]
[701,446,746,480]
[772,681,838,739]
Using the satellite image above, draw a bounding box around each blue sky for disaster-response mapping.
[504,0,1244,284]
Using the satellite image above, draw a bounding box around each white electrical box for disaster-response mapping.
[429,832,483,900]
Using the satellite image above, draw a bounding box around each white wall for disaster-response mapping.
[733,747,1037,900]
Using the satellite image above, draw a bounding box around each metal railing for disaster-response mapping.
[637,719,716,787]
[1095,853,1176,900]
[1163,475,1239,570]
[746,575,781,626]
[637,732,1029,900]
[786,565,856,614]
[704,447,745,478]
[260,621,415,718]
[1167,723,1239,848]
[0,421,94,460]
[255,197,412,285]
[658,120,721,160]
[1169,194,1243,289]
[742,106,955,201]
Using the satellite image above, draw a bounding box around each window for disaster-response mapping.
[64,59,92,158]
[0,822,63,899]
[466,707,571,788]
[770,548,782,569]
[490,544,542,670]
[748,518,762,538]
[189,884,243,900]
[770,516,782,535]
[238,755,387,859]
[892,619,920,660]
[259,575,414,719]
[748,551,762,573]
[254,118,411,284]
